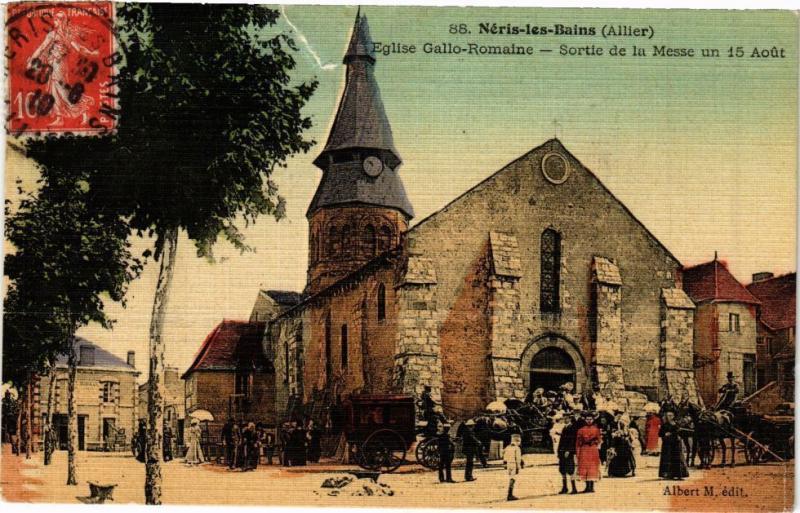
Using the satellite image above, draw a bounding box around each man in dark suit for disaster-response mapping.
[558,410,581,494]
[437,423,455,483]
[460,419,481,481]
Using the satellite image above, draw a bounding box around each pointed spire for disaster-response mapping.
[344,9,375,64]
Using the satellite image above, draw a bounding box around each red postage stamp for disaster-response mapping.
[6,2,119,136]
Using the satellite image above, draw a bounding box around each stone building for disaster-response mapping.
[261,12,701,422]
[746,272,795,407]
[683,259,760,407]
[182,320,274,438]
[39,338,139,451]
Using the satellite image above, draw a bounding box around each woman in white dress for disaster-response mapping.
[185,418,205,465]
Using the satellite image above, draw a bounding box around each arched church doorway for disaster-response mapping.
[529,347,576,393]
[520,333,586,396]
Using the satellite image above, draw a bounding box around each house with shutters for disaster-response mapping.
[39,337,139,451]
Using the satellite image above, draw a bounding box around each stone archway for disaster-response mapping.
[519,334,587,394]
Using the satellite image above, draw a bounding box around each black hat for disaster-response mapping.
[727,371,735,379]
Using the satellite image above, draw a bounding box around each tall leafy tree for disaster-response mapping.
[4,173,141,483]
[25,4,317,504]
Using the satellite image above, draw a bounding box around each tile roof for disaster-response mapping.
[55,337,137,372]
[682,260,760,305]
[747,273,796,331]
[182,320,268,378]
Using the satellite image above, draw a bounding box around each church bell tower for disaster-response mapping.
[306,11,414,294]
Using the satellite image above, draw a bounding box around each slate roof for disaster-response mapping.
[182,320,268,378]
[747,273,796,331]
[262,290,305,307]
[55,337,137,372]
[682,260,760,305]
[308,12,413,219]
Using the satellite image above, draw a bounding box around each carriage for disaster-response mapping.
[414,398,554,470]
[687,402,794,467]
[344,394,417,473]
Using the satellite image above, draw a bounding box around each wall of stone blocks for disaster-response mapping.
[39,367,138,450]
[405,139,682,412]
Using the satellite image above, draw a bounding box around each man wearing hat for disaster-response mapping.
[557,408,581,494]
[714,372,739,411]
[437,422,456,483]
[460,419,481,481]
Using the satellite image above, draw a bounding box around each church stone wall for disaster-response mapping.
[405,140,682,415]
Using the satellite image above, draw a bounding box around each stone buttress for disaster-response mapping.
[393,256,444,402]
[591,256,626,396]
[660,288,701,403]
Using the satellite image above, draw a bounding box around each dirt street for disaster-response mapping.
[1,444,793,510]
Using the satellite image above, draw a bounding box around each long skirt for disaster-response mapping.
[576,445,601,481]
[185,440,205,465]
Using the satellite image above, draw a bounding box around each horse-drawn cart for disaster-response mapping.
[345,394,416,473]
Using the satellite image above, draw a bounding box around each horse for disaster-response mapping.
[675,403,699,467]
[690,404,736,468]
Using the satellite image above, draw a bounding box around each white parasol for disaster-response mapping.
[189,409,214,422]
[485,401,507,414]
[643,402,660,414]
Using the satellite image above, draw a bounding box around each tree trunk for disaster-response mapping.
[44,363,57,465]
[145,227,179,505]
[15,394,23,456]
[27,380,37,455]
[66,343,78,485]
[22,383,31,459]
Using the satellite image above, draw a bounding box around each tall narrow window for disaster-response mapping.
[328,226,339,257]
[364,224,377,256]
[540,229,561,313]
[341,224,353,256]
[341,324,348,368]
[325,312,333,383]
[729,313,740,333]
[377,283,386,321]
[379,226,393,252]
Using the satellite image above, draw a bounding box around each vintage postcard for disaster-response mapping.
[1,3,796,511]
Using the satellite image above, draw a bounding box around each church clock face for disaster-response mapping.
[541,152,570,184]
[363,156,384,177]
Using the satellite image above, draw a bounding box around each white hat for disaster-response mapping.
[465,419,476,426]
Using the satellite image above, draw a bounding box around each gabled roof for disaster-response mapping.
[262,290,305,307]
[182,320,268,378]
[55,337,137,373]
[682,260,760,305]
[747,273,796,331]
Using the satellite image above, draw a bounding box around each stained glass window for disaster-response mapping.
[540,229,561,313]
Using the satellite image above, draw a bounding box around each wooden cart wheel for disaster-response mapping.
[359,429,406,473]
[743,431,762,465]
[416,437,440,470]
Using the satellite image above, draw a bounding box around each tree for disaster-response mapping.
[4,173,141,483]
[24,4,317,504]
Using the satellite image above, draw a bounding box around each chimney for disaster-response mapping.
[127,351,136,367]
[752,272,774,283]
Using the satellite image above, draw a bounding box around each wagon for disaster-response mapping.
[344,394,417,473]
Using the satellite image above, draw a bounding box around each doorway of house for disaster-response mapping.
[529,347,576,394]
[52,414,86,450]
[102,418,116,450]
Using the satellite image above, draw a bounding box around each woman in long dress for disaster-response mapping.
[185,418,205,465]
[644,412,662,455]
[607,416,636,477]
[576,412,602,493]
[658,412,689,480]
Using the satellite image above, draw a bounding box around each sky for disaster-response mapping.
[3,6,797,382]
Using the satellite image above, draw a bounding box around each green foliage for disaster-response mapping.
[3,174,142,387]
[26,4,318,260]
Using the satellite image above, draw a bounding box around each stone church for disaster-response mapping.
[258,12,701,420]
